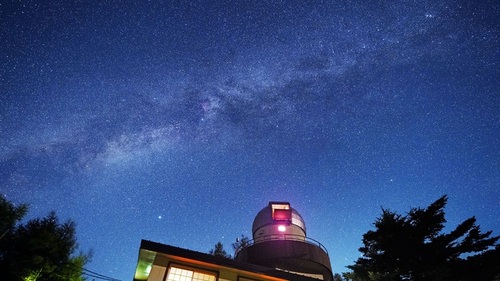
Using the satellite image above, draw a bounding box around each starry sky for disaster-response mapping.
[1,1,499,280]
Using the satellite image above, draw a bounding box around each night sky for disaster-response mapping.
[1,1,499,280]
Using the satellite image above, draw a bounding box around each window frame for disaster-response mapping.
[164,262,219,281]
[270,202,292,223]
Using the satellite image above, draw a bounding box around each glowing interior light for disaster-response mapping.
[278,225,286,232]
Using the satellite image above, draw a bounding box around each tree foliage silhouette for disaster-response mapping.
[0,197,89,281]
[0,196,27,240]
[208,241,231,259]
[347,195,499,281]
[333,273,344,281]
[232,234,250,253]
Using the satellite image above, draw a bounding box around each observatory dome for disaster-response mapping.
[252,202,306,239]
[235,201,333,281]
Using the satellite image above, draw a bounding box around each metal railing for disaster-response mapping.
[234,234,329,256]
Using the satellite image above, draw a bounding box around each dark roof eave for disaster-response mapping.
[139,239,320,281]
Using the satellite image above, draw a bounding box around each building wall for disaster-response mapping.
[143,252,288,281]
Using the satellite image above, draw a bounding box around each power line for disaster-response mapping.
[82,270,121,281]
[82,268,122,281]
[82,272,120,281]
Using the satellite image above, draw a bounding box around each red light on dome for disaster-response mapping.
[278,225,286,232]
[273,209,291,221]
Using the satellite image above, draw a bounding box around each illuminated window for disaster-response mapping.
[270,202,291,222]
[166,265,216,281]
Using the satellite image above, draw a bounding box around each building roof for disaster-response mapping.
[136,239,322,281]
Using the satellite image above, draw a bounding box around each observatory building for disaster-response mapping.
[133,202,333,281]
[235,202,333,281]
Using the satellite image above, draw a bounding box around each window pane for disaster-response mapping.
[166,266,215,281]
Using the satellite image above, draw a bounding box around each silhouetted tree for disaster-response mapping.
[0,197,89,281]
[333,273,344,281]
[343,271,363,281]
[232,234,250,252]
[347,195,499,281]
[208,242,231,258]
[0,196,28,240]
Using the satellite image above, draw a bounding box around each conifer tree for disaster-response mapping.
[347,195,499,281]
[209,241,231,259]
[0,197,89,281]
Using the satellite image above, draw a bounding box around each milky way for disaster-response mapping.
[1,1,499,280]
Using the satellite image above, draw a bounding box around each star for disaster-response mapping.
[1,1,497,280]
